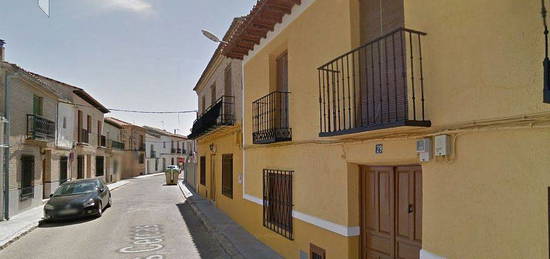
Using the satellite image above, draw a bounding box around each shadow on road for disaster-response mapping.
[176,201,229,258]
[38,207,112,228]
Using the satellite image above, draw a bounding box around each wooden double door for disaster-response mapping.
[360,166,422,259]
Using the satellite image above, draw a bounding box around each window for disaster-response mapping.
[201,95,206,114]
[62,117,67,129]
[222,154,233,198]
[263,169,293,240]
[60,156,68,184]
[20,155,35,199]
[77,155,84,179]
[310,244,326,259]
[200,156,206,185]
[96,156,104,176]
[139,153,144,164]
[163,141,166,148]
[97,121,102,146]
[210,83,216,105]
[33,95,43,116]
[150,144,154,157]
[224,65,232,96]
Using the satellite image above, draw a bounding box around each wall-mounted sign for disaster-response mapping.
[375,144,383,154]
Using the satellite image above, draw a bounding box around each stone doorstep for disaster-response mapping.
[177,180,282,259]
[0,179,131,251]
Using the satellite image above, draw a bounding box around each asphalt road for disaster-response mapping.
[0,174,228,259]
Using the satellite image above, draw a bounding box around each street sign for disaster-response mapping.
[38,0,50,17]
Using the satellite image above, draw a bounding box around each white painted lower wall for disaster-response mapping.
[420,249,446,259]
[243,194,360,237]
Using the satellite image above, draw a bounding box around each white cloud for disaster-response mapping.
[99,0,153,14]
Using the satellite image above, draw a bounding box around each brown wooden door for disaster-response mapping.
[210,154,216,201]
[361,166,422,259]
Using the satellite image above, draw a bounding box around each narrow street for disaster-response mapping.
[0,175,228,259]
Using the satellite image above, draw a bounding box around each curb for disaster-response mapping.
[177,180,245,259]
[0,223,39,250]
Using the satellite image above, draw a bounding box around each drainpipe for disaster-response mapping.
[3,72,16,220]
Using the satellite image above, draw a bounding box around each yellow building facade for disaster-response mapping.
[220,0,550,258]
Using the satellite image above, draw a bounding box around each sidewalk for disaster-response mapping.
[0,179,130,250]
[177,179,282,259]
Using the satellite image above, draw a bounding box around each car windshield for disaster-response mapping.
[53,181,98,196]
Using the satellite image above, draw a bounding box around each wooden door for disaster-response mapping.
[275,52,289,130]
[360,166,422,259]
[210,154,216,201]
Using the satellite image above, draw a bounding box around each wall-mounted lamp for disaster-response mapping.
[209,143,216,153]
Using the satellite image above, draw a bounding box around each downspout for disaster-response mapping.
[3,72,15,220]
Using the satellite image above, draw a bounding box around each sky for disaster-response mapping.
[0,0,255,135]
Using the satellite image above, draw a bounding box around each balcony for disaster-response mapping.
[79,129,89,143]
[188,96,235,139]
[26,114,55,140]
[150,150,157,158]
[111,140,124,150]
[317,28,431,137]
[138,144,145,151]
[171,148,177,154]
[252,91,291,144]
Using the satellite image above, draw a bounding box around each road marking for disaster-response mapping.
[118,224,165,258]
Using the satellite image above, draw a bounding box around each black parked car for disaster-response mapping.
[44,178,111,221]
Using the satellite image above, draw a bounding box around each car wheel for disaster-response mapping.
[96,201,103,217]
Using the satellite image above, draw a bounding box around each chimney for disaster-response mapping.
[0,39,5,61]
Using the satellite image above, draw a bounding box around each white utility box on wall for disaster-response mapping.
[434,135,451,156]
[416,138,431,162]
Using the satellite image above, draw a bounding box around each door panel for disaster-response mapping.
[362,167,395,259]
[361,166,422,259]
[210,154,216,201]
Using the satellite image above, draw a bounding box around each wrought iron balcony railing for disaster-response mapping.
[111,140,124,150]
[317,28,431,137]
[79,129,89,143]
[26,114,55,140]
[252,91,291,144]
[138,144,145,151]
[171,148,177,154]
[188,96,235,139]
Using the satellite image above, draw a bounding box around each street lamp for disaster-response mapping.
[541,0,550,103]
[201,29,227,45]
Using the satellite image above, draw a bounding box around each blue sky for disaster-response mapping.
[0,0,255,135]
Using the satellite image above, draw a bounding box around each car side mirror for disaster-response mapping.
[97,187,105,193]
[49,194,53,198]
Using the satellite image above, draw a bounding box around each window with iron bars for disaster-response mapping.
[263,169,293,240]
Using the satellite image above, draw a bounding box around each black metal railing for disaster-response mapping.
[252,91,291,144]
[188,96,235,139]
[171,148,177,154]
[80,129,89,143]
[100,135,106,147]
[138,144,145,151]
[177,148,182,154]
[263,169,293,240]
[318,28,431,137]
[111,140,124,150]
[26,114,55,140]
[150,150,157,158]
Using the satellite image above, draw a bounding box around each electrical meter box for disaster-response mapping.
[416,138,431,162]
[434,135,451,156]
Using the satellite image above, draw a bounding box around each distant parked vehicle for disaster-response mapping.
[43,178,111,221]
[166,165,180,171]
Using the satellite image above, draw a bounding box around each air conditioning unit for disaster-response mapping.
[416,138,431,153]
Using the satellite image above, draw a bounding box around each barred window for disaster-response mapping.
[310,244,326,259]
[263,169,293,240]
[200,156,206,185]
[20,155,35,199]
[96,156,104,176]
[222,154,233,198]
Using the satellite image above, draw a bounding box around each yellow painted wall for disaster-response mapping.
[238,0,550,258]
